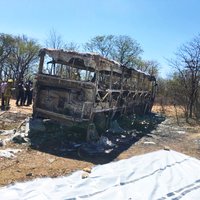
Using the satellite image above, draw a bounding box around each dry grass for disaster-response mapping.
[152,104,185,117]
[8,99,33,115]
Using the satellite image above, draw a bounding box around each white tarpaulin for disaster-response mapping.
[1,150,200,200]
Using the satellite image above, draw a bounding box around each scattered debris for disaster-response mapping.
[12,135,27,144]
[0,140,4,147]
[98,136,115,148]
[164,146,170,151]
[83,167,92,173]
[177,130,186,134]
[143,141,156,145]
[0,148,22,158]
[108,120,125,134]
[17,119,26,131]
[26,173,33,177]
[48,158,56,163]
[0,129,16,136]
[81,172,89,179]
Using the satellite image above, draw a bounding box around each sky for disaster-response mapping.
[1,0,200,78]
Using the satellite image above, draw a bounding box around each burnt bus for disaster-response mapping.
[33,48,156,132]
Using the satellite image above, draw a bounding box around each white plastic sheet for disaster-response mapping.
[1,150,200,200]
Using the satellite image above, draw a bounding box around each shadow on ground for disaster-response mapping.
[28,113,165,164]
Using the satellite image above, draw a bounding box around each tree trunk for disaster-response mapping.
[189,101,193,118]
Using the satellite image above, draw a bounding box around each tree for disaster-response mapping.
[134,58,159,77]
[6,35,40,83]
[0,33,15,80]
[84,35,114,57]
[45,28,64,49]
[45,29,80,52]
[111,35,143,66]
[84,35,143,68]
[64,42,80,51]
[169,34,200,118]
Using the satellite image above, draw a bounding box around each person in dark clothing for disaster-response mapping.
[24,81,32,106]
[27,81,33,105]
[16,81,25,106]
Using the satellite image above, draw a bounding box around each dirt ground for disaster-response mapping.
[0,99,200,187]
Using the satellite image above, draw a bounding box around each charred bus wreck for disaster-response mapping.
[33,48,156,133]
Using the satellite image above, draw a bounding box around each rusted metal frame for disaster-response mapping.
[89,55,100,121]
[70,58,76,80]
[59,64,63,77]
[81,103,86,120]
[96,70,110,108]
[134,92,140,105]
[94,106,123,114]
[151,80,157,100]
[33,52,45,116]
[138,92,149,106]
[35,108,89,124]
[121,90,128,114]
[122,68,133,113]
[143,102,149,115]
[95,89,110,109]
[36,74,92,122]
[132,91,137,98]
[121,67,125,90]
[123,89,134,114]
[102,92,110,102]
[38,50,45,74]
[52,61,56,75]
[130,70,133,90]
[141,74,145,90]
[33,81,39,117]
[137,73,140,90]
[147,77,151,90]
[72,106,82,122]
[109,65,113,107]
[120,67,126,114]
[96,91,104,108]
[138,92,144,104]
[37,74,95,90]
[144,92,150,98]
[35,49,157,126]
[143,91,151,114]
[111,91,121,107]
[69,58,82,121]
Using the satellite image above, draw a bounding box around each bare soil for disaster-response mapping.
[0,100,200,187]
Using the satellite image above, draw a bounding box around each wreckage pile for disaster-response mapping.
[0,113,165,162]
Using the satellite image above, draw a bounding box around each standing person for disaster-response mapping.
[16,80,25,106]
[27,81,33,105]
[24,80,31,106]
[4,79,14,109]
[0,80,7,110]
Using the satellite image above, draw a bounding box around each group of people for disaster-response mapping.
[0,79,33,110]
[16,80,33,107]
